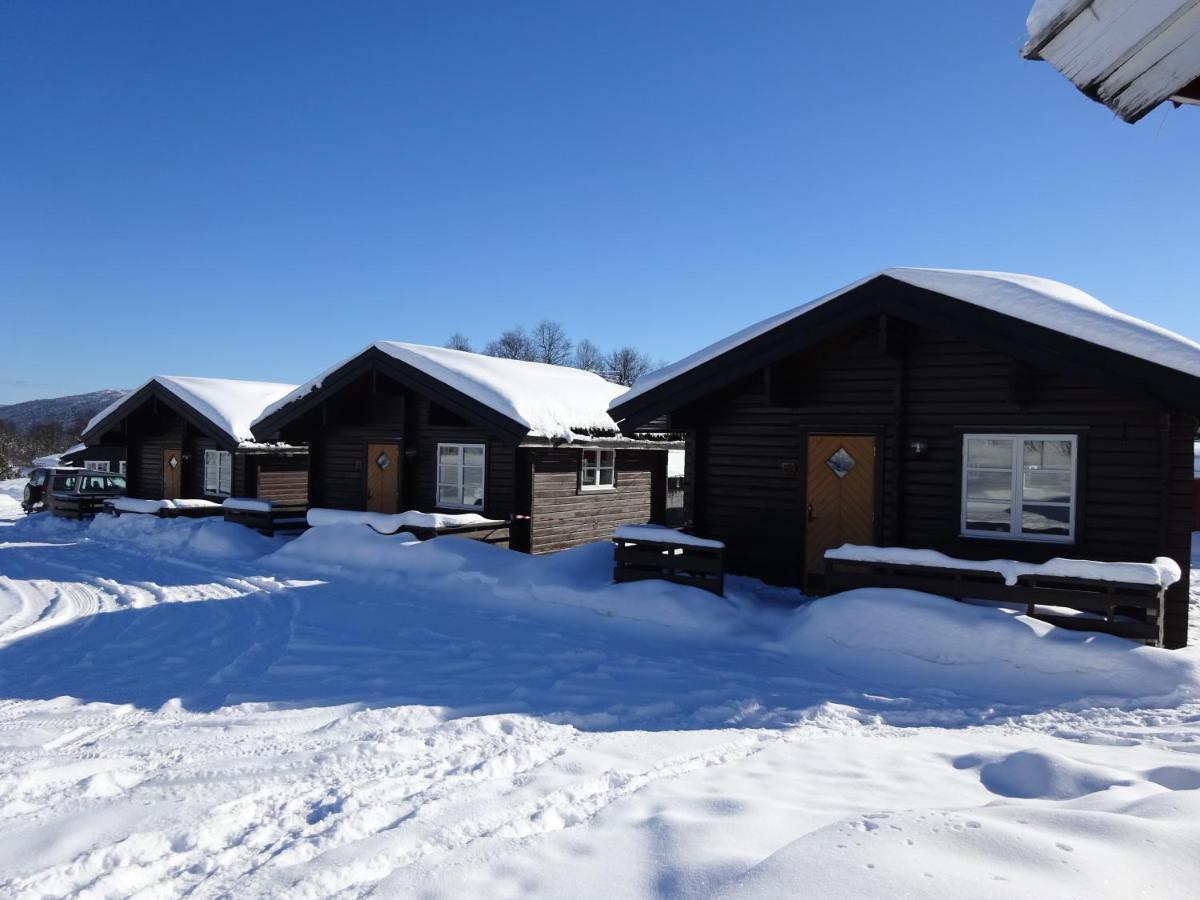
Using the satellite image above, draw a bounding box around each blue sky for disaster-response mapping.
[2,1,1198,404]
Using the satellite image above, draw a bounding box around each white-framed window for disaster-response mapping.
[437,443,485,509]
[204,449,233,497]
[961,434,1077,542]
[580,449,616,491]
[118,460,127,476]
[84,460,110,472]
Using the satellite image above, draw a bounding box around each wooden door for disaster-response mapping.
[366,443,400,513]
[162,448,182,500]
[804,434,876,579]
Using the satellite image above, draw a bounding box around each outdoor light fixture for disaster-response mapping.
[909,440,928,457]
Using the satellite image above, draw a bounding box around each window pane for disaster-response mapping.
[965,469,1012,500]
[438,485,460,505]
[599,467,614,486]
[438,464,459,485]
[966,438,1012,468]
[439,445,460,462]
[600,450,615,467]
[1023,469,1072,503]
[965,500,1011,532]
[1024,439,1072,471]
[462,485,484,507]
[462,466,483,487]
[1021,504,1071,536]
[463,446,484,466]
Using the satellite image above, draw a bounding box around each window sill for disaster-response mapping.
[959,531,1074,545]
[579,486,617,494]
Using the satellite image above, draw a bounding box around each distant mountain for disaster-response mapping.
[0,389,128,434]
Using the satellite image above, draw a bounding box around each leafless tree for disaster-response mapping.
[604,346,654,386]
[530,320,573,365]
[574,338,607,375]
[483,326,536,361]
[445,332,473,352]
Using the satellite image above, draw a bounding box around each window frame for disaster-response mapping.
[960,433,1078,543]
[579,448,617,492]
[436,442,486,510]
[118,460,127,476]
[84,460,110,472]
[203,449,233,497]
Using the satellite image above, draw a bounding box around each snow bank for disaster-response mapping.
[613,524,724,549]
[224,498,272,513]
[827,544,1181,588]
[268,530,755,639]
[86,376,297,446]
[772,589,1200,707]
[306,507,503,533]
[619,268,1200,409]
[110,497,172,514]
[259,342,626,441]
[88,512,282,560]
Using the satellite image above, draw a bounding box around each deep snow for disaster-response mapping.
[1,480,1199,897]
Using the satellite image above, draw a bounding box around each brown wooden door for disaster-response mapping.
[366,443,400,513]
[162,448,182,500]
[804,434,876,579]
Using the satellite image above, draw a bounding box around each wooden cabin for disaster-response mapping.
[1023,0,1200,123]
[80,376,308,505]
[610,269,1200,648]
[251,342,678,553]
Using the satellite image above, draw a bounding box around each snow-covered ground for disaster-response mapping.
[0,478,1199,898]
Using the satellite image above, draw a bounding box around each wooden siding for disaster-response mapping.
[527,448,663,554]
[679,317,1196,648]
[254,460,309,505]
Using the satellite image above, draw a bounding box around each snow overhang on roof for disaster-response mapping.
[256,342,628,442]
[612,267,1200,420]
[85,375,298,448]
[1022,0,1200,123]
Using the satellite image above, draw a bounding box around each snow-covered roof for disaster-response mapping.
[258,342,627,441]
[86,375,298,447]
[1022,0,1200,123]
[616,268,1200,410]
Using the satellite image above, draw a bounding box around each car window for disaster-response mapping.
[30,470,46,486]
[53,474,79,492]
[80,475,110,493]
[106,476,127,491]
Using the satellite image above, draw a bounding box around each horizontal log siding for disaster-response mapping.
[130,422,184,500]
[255,461,309,505]
[682,319,1195,646]
[528,448,659,554]
[409,396,515,520]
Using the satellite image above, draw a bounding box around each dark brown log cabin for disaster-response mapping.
[610,270,1200,648]
[79,376,308,505]
[250,343,676,553]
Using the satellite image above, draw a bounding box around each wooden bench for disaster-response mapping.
[402,519,511,545]
[612,531,725,596]
[103,500,224,520]
[825,557,1166,646]
[223,500,309,537]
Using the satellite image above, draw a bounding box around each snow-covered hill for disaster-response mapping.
[0,484,1198,897]
[0,389,127,431]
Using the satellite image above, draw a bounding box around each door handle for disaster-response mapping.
[807,504,816,522]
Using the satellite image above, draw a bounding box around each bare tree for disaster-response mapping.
[483,326,536,361]
[574,338,607,375]
[445,332,473,352]
[604,346,654,386]
[530,320,573,365]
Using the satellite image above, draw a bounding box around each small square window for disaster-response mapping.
[580,449,616,491]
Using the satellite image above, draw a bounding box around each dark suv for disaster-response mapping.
[24,468,127,514]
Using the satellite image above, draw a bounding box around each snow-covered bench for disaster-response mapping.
[305,508,511,545]
[223,498,309,536]
[105,497,224,519]
[612,525,725,596]
[824,545,1178,646]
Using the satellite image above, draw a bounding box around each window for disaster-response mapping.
[84,460,110,472]
[961,434,1076,542]
[52,474,78,492]
[437,443,485,509]
[118,460,127,476]
[204,449,233,497]
[580,449,616,491]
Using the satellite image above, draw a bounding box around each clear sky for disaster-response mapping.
[2,1,1198,404]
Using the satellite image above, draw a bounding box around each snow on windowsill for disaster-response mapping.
[825,544,1181,589]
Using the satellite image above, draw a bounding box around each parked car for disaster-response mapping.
[22,466,79,513]
[46,470,128,517]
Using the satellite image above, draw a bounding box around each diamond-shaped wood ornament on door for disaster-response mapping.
[826,447,855,479]
[375,452,391,470]
[168,456,179,470]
